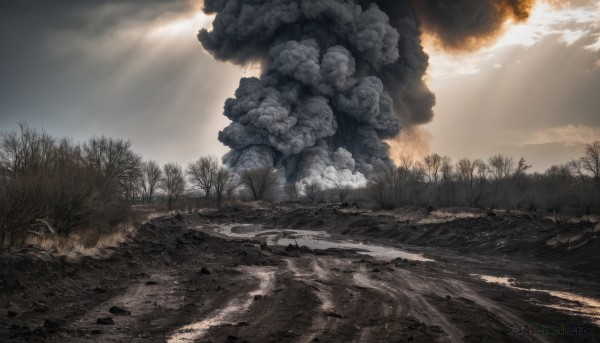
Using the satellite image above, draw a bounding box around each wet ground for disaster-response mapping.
[1,204,599,342]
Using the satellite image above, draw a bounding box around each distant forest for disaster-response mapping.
[365,146,600,215]
[1,123,599,248]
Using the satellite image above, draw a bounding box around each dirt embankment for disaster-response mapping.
[0,205,599,342]
[204,205,600,282]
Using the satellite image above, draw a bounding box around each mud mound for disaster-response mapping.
[200,206,600,280]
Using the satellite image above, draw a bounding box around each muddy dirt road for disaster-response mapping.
[1,204,599,342]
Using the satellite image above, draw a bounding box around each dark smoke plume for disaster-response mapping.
[199,0,534,188]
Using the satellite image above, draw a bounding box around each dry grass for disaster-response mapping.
[416,210,483,225]
[23,223,136,260]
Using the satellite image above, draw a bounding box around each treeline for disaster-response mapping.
[0,124,269,248]
[0,124,141,247]
[3,122,599,249]
[367,143,600,215]
[0,124,205,248]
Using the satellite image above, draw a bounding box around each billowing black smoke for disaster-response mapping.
[199,0,534,189]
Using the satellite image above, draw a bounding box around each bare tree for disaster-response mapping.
[456,158,475,184]
[372,161,401,205]
[543,164,573,215]
[162,163,185,211]
[368,162,395,208]
[488,154,515,208]
[284,182,299,201]
[440,157,453,181]
[512,157,532,209]
[568,159,587,182]
[367,179,388,209]
[439,156,454,204]
[456,158,476,206]
[581,141,600,185]
[488,155,515,182]
[410,162,427,204]
[213,166,236,208]
[474,159,489,181]
[187,156,219,199]
[514,157,531,176]
[423,153,442,186]
[0,122,55,177]
[305,181,322,203]
[240,167,279,201]
[335,182,351,203]
[82,136,142,198]
[473,159,488,207]
[140,161,162,203]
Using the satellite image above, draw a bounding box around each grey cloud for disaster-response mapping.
[0,0,238,169]
[271,40,322,87]
[222,145,275,171]
[201,0,414,184]
[201,0,540,185]
[319,46,357,94]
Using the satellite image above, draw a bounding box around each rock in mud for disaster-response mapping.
[7,310,17,317]
[200,267,211,275]
[96,317,114,325]
[34,306,47,313]
[90,329,102,335]
[109,306,131,316]
[145,281,159,285]
[44,319,66,329]
[285,243,300,251]
[10,324,29,331]
[324,311,344,318]
[94,287,107,293]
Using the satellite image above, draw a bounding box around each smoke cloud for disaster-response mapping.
[199,0,535,187]
[412,0,536,50]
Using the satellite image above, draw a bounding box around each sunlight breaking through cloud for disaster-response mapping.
[426,0,600,80]
[150,11,213,38]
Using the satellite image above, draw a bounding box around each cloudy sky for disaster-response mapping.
[1,0,599,172]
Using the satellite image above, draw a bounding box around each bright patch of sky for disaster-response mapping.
[427,0,600,80]
[150,11,214,38]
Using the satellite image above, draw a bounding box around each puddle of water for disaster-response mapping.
[277,237,431,261]
[474,274,600,325]
[168,267,275,342]
[204,224,432,262]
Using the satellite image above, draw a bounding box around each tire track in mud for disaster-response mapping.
[285,257,436,342]
[285,258,339,343]
[68,271,184,341]
[172,218,596,342]
[167,266,276,342]
[360,268,472,342]
[193,222,551,342]
[350,266,550,343]
[282,256,551,343]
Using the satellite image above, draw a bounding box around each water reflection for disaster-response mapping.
[475,274,600,325]
[206,224,432,262]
